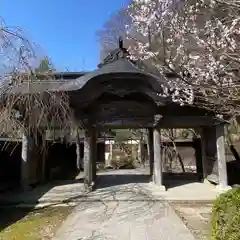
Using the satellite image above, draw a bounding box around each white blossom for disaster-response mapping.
[126,0,240,114]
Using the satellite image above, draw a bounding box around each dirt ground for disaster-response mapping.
[171,202,213,240]
[0,206,73,240]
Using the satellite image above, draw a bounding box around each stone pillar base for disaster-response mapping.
[203,175,220,185]
[203,178,212,185]
[158,185,166,191]
[150,181,166,191]
[216,185,232,193]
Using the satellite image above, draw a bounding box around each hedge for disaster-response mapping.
[211,187,240,240]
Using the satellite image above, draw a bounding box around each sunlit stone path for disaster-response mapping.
[53,169,195,240]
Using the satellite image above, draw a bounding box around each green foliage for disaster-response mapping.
[211,188,240,240]
[35,57,55,73]
[110,155,135,169]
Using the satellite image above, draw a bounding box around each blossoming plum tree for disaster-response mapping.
[127,0,240,115]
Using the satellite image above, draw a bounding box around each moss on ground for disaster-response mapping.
[0,206,73,240]
[171,202,212,240]
[211,188,240,240]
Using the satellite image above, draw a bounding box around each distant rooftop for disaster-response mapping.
[52,72,88,80]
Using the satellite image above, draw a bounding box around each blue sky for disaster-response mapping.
[1,0,129,71]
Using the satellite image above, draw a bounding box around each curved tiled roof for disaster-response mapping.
[3,42,227,127]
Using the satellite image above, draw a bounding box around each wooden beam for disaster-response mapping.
[50,115,225,130]
[90,100,156,110]
[95,118,154,129]
[157,116,225,128]
[91,116,225,129]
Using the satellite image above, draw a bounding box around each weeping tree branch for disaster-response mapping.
[0,19,77,148]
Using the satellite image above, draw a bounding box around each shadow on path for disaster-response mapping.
[96,171,200,191]
[0,171,83,232]
[96,173,151,189]
[53,171,195,240]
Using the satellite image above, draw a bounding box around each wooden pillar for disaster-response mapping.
[153,129,165,190]
[97,142,105,163]
[139,140,145,167]
[34,131,44,183]
[200,128,207,181]
[83,127,97,191]
[105,140,112,167]
[76,127,82,170]
[84,130,91,190]
[110,141,113,162]
[200,126,218,183]
[21,132,34,191]
[90,128,97,185]
[21,132,29,190]
[21,131,42,189]
[101,142,105,163]
[201,125,231,191]
[147,128,154,176]
[216,124,231,191]
[193,137,204,181]
[41,131,47,182]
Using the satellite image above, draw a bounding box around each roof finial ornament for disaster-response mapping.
[98,36,129,68]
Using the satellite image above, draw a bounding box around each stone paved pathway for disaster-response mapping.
[171,203,212,240]
[52,170,195,240]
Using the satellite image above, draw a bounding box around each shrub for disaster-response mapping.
[110,155,135,169]
[211,187,240,240]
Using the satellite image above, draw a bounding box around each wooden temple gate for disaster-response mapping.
[10,41,231,192]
